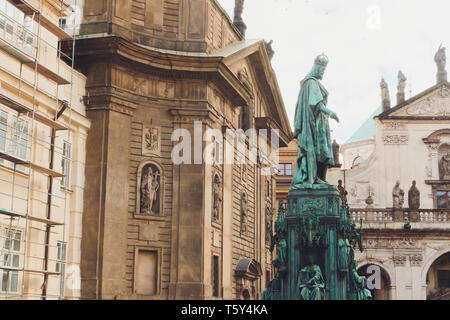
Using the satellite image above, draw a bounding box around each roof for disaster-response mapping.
[345,105,382,144]
[377,81,450,120]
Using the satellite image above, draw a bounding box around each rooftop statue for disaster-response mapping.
[291,54,339,188]
[435,45,447,83]
[380,78,391,112]
[435,45,447,72]
[397,71,407,104]
[392,181,405,209]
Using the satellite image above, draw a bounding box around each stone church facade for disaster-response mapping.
[329,56,450,300]
[66,0,291,300]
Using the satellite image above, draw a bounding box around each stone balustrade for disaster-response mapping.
[350,208,450,223]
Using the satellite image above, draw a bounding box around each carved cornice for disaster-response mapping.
[169,107,219,127]
[255,116,290,147]
[83,91,138,116]
[69,36,251,107]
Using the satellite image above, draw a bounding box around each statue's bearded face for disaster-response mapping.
[317,65,326,79]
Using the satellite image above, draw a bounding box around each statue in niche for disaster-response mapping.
[241,193,248,234]
[408,180,420,210]
[439,154,450,180]
[348,260,372,300]
[291,54,339,187]
[297,254,325,300]
[337,179,348,206]
[140,164,161,215]
[213,174,222,221]
[392,181,405,209]
[265,204,273,243]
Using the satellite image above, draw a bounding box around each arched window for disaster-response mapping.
[352,156,364,168]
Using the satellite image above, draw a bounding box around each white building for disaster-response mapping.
[330,55,450,300]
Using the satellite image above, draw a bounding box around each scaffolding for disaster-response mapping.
[0,0,77,299]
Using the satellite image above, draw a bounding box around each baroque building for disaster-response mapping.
[277,50,450,300]
[66,0,292,300]
[0,0,89,299]
[329,51,450,300]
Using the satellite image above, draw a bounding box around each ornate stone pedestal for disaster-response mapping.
[263,185,369,300]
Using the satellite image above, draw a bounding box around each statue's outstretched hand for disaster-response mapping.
[330,112,339,123]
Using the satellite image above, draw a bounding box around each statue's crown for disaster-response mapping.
[314,54,329,67]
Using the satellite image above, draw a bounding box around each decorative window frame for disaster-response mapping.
[132,246,162,297]
[135,160,164,218]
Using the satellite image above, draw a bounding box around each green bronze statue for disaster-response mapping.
[337,238,351,272]
[291,54,339,187]
[297,255,326,300]
[262,273,282,300]
[349,260,372,300]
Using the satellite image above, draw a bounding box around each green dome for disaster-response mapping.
[345,106,382,144]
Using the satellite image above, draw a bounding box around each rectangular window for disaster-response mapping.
[5,1,14,40]
[61,141,71,188]
[278,163,284,176]
[212,256,219,297]
[437,191,450,209]
[1,229,21,293]
[8,117,28,171]
[135,250,157,295]
[9,117,28,159]
[214,141,221,163]
[278,163,292,176]
[437,270,450,288]
[0,0,6,36]
[55,241,66,274]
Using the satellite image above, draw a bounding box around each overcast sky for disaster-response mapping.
[218,0,449,143]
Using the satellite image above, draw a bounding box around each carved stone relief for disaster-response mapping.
[143,127,161,156]
[364,238,418,249]
[409,254,423,266]
[383,135,409,145]
[393,255,407,266]
[393,85,450,117]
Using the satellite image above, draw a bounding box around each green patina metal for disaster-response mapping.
[263,55,370,301]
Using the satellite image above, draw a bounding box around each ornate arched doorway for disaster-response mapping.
[357,264,392,300]
[234,258,262,300]
[425,252,450,300]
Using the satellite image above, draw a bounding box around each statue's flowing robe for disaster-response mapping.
[292,77,334,185]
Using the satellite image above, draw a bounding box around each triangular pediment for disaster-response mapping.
[379,83,450,119]
[216,40,293,142]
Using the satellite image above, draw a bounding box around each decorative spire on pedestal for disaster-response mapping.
[397,71,407,105]
[233,0,247,37]
[380,78,391,112]
[435,45,447,84]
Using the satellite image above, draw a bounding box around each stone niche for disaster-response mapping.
[136,161,164,216]
[439,144,450,180]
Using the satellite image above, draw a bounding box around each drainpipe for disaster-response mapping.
[42,127,56,300]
